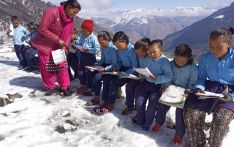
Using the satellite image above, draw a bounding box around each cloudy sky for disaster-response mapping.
[43,0,234,18]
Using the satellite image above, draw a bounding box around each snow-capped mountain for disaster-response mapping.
[112,7,215,24]
[93,7,215,42]
[93,16,204,43]
[163,2,234,59]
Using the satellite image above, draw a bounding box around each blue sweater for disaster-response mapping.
[138,56,148,68]
[97,42,118,72]
[145,55,173,85]
[75,33,100,54]
[13,25,29,45]
[117,43,138,74]
[196,49,234,100]
[171,60,198,90]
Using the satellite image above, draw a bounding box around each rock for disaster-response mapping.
[65,120,77,126]
[55,126,66,134]
[62,111,71,117]
[0,97,12,107]
[6,93,23,99]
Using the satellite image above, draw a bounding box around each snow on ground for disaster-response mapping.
[0,38,234,147]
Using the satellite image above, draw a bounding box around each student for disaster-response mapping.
[86,31,118,105]
[184,28,234,147]
[75,19,100,95]
[134,39,173,131]
[67,29,79,81]
[10,16,29,69]
[32,0,81,96]
[153,44,198,145]
[122,37,151,115]
[94,31,138,115]
[23,22,39,71]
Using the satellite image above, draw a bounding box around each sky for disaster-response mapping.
[43,0,234,18]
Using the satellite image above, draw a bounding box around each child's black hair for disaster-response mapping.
[98,31,112,41]
[27,22,39,32]
[174,43,193,65]
[113,31,129,44]
[60,0,81,10]
[134,37,151,53]
[11,16,19,22]
[149,39,163,48]
[229,27,234,35]
[210,27,232,43]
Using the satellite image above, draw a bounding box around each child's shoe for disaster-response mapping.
[172,135,182,145]
[152,123,161,133]
[122,107,135,115]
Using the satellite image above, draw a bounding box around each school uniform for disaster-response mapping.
[135,55,173,130]
[75,33,100,85]
[125,56,149,109]
[156,60,198,137]
[67,39,79,80]
[184,49,234,146]
[102,43,138,105]
[86,41,118,96]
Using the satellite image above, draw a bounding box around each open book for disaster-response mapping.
[71,43,84,52]
[195,91,224,99]
[159,85,187,108]
[102,71,119,76]
[85,66,102,72]
[51,49,67,65]
[119,72,140,80]
[134,67,153,78]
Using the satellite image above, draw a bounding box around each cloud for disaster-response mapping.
[205,0,233,9]
[77,0,115,18]
[43,0,115,18]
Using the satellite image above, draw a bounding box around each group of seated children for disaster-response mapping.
[72,22,234,146]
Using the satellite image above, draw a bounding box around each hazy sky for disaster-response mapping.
[43,0,234,17]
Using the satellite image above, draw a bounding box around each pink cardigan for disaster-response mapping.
[32,7,73,55]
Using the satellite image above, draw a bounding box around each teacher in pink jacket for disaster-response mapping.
[32,0,81,96]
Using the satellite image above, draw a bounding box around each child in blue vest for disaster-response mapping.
[94,31,138,115]
[10,16,29,69]
[184,28,234,147]
[153,44,198,145]
[86,31,118,105]
[67,29,79,81]
[75,19,100,95]
[23,22,39,72]
[122,37,151,115]
[135,39,173,131]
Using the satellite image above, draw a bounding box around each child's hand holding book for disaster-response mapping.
[97,67,105,72]
[149,75,157,80]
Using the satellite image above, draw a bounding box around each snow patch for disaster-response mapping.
[215,15,225,19]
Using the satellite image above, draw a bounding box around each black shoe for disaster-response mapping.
[44,89,55,96]
[55,87,63,94]
[62,89,73,96]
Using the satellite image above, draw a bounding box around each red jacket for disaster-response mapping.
[32,7,73,55]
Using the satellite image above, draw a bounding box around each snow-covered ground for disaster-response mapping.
[0,38,234,147]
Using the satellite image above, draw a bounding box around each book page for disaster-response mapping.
[134,67,153,78]
[71,44,84,52]
[195,91,224,99]
[51,49,66,65]
[159,85,186,104]
[102,71,119,76]
[119,72,140,80]
[85,66,102,72]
